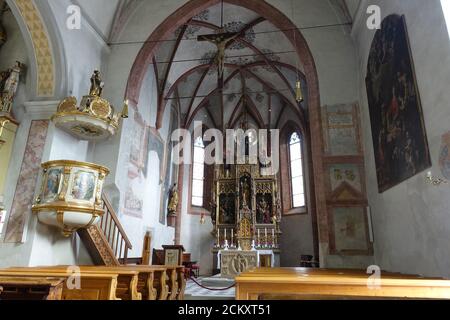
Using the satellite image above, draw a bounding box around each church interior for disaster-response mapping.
[1,0,450,301]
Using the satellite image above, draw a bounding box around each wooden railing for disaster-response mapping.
[99,194,133,264]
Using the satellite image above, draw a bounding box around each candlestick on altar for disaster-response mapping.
[231,229,234,247]
[217,228,220,247]
[265,228,268,248]
[272,229,275,248]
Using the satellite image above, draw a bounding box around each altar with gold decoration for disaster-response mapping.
[210,160,281,277]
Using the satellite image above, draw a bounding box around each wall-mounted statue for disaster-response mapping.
[167,183,178,216]
[0,61,25,114]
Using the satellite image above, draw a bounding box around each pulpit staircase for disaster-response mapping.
[77,194,132,266]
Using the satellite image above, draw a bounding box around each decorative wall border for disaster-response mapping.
[3,120,49,243]
[13,0,55,97]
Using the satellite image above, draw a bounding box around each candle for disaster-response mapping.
[224,228,227,240]
[265,228,268,246]
[231,229,234,246]
[272,229,275,247]
[258,229,260,245]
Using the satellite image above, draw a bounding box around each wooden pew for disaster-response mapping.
[134,265,185,301]
[0,276,64,300]
[163,266,179,300]
[46,266,142,300]
[0,268,122,300]
[176,266,186,300]
[0,265,186,301]
[73,265,167,301]
[235,267,450,300]
[6,266,142,300]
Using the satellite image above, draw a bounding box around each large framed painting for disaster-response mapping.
[366,14,431,192]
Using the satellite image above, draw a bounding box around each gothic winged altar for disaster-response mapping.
[211,159,281,274]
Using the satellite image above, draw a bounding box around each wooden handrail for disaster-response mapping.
[99,193,132,264]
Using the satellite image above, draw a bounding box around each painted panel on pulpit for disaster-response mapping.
[366,14,431,192]
[42,168,63,203]
[71,170,96,202]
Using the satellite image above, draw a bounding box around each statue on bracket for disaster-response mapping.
[0,61,26,114]
[167,183,178,216]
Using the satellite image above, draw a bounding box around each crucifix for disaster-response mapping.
[197,31,239,88]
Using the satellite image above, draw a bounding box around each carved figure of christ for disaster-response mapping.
[197,31,240,87]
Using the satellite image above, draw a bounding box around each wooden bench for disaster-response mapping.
[0,276,64,300]
[0,268,121,300]
[235,267,450,300]
[48,266,142,300]
[71,265,167,300]
[0,265,186,300]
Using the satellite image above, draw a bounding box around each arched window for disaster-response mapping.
[289,132,305,208]
[191,136,205,207]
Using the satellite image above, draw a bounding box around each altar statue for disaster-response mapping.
[89,70,104,97]
[257,198,271,224]
[275,198,282,221]
[219,196,235,224]
[167,183,178,215]
[240,176,251,209]
[274,198,282,232]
